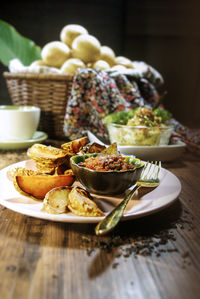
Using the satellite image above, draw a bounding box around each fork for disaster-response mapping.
[95,161,161,236]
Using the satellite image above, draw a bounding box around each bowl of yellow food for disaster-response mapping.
[104,107,174,146]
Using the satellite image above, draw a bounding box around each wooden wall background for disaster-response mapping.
[1,0,200,127]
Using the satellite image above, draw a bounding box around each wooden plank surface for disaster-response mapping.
[0,146,199,299]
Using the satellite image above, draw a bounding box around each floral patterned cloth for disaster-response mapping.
[64,62,200,154]
[64,62,162,139]
[170,119,200,154]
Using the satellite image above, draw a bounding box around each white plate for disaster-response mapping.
[118,141,186,162]
[87,131,186,162]
[0,131,48,150]
[0,160,181,223]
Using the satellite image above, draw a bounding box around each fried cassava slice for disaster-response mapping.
[61,137,88,154]
[68,187,104,217]
[80,142,106,154]
[8,167,40,180]
[27,144,68,165]
[43,186,72,214]
[100,142,119,155]
[14,173,75,200]
[42,186,104,217]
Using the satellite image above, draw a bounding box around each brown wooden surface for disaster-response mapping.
[0,144,200,299]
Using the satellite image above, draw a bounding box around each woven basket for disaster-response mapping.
[3,72,74,140]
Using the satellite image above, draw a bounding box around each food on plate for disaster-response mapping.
[43,186,72,214]
[11,137,107,213]
[12,137,89,200]
[27,139,87,175]
[68,186,104,217]
[28,143,68,162]
[100,142,118,155]
[104,107,173,146]
[28,143,68,161]
[8,167,40,179]
[61,58,86,75]
[80,142,106,154]
[78,154,138,172]
[10,137,106,215]
[92,60,110,70]
[77,143,141,172]
[100,46,116,66]
[60,24,88,47]
[72,34,101,63]
[13,171,75,200]
[10,139,142,214]
[70,146,144,195]
[41,41,71,68]
[61,136,88,154]
[42,186,104,216]
[114,56,134,69]
[27,143,70,174]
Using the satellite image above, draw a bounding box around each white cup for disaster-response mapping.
[0,105,41,141]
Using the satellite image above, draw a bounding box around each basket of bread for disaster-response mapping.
[2,22,135,139]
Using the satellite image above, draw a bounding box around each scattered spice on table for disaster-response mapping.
[81,207,193,269]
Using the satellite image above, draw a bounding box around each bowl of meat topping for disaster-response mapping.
[70,146,144,195]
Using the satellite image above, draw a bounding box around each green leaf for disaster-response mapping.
[0,20,41,67]
[153,108,172,122]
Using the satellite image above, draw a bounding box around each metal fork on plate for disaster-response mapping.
[95,161,161,236]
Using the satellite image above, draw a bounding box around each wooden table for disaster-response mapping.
[0,144,199,299]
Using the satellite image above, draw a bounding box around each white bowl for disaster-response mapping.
[0,105,40,141]
[106,123,173,146]
[87,131,186,162]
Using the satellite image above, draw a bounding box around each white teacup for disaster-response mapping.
[0,105,41,141]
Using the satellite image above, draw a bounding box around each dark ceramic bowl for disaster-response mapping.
[70,154,144,195]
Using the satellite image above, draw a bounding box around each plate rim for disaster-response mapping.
[0,160,181,223]
[0,131,48,145]
[118,140,186,149]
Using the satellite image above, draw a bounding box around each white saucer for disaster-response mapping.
[118,141,186,162]
[0,131,48,150]
[87,131,186,162]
